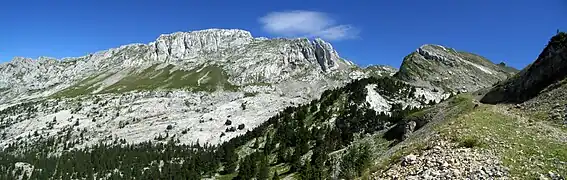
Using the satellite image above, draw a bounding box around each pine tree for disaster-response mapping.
[236,154,255,180]
[299,162,313,180]
[258,155,270,180]
[264,134,274,154]
[223,146,238,174]
[290,148,302,172]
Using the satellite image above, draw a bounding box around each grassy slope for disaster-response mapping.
[102,64,238,93]
[53,64,239,98]
[440,103,567,178]
[367,93,567,179]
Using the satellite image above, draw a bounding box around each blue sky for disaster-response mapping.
[1,0,566,69]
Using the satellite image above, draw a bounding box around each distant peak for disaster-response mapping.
[419,44,444,48]
[416,44,458,56]
[366,64,397,70]
[418,44,449,50]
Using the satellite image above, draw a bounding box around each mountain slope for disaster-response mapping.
[0,76,444,179]
[394,44,518,93]
[373,94,566,179]
[373,33,567,179]
[482,32,567,104]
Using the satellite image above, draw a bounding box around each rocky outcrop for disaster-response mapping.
[149,29,254,61]
[402,121,417,141]
[312,38,345,72]
[394,44,517,93]
[376,140,509,179]
[482,32,567,104]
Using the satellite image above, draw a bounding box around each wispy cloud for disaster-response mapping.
[259,10,359,41]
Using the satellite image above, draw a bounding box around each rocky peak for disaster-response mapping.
[395,44,517,93]
[416,44,461,66]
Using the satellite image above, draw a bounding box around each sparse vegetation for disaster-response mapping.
[244,92,258,97]
[458,136,483,148]
[437,95,567,178]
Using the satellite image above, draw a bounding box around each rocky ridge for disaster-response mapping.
[395,44,517,93]
[0,29,358,104]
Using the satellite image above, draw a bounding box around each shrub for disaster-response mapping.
[244,92,258,97]
[459,137,483,148]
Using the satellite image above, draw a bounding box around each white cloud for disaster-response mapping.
[259,10,358,41]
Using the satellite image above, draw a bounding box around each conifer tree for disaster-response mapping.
[258,155,270,180]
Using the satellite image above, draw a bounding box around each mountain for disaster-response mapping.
[394,44,518,93]
[0,29,398,150]
[2,28,544,180]
[0,29,357,103]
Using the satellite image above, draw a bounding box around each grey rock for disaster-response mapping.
[402,154,418,166]
[402,121,417,140]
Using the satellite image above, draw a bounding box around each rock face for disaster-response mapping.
[0,29,361,104]
[482,32,567,104]
[394,44,517,93]
[0,29,396,149]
